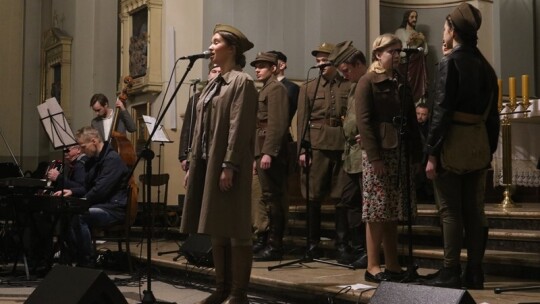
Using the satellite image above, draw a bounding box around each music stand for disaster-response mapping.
[35,98,78,270]
[142,115,173,229]
[37,97,77,150]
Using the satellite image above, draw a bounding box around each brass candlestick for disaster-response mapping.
[498,108,519,209]
[521,96,531,118]
[507,97,517,113]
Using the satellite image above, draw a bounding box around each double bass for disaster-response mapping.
[110,76,137,167]
[110,76,139,215]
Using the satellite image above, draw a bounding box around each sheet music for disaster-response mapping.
[142,115,172,143]
[37,97,77,149]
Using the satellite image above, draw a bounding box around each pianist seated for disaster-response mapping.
[54,126,130,267]
[47,144,87,190]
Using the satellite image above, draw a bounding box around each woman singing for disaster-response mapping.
[180,24,257,304]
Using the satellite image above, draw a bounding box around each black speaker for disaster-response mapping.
[180,233,213,267]
[26,265,127,304]
[370,281,476,304]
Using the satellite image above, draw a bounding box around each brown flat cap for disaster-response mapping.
[450,2,482,34]
[250,52,278,67]
[311,42,335,57]
[213,24,254,53]
[329,40,358,66]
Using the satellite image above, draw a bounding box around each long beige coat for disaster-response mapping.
[181,70,258,239]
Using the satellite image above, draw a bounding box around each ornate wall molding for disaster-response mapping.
[120,0,163,95]
[41,27,72,121]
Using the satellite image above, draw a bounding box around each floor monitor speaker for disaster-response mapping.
[370,281,476,304]
[180,233,213,267]
[26,265,127,304]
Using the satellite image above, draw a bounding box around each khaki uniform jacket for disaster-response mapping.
[297,75,350,153]
[255,75,289,161]
[342,83,362,174]
[181,70,258,239]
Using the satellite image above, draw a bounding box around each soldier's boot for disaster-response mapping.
[222,245,252,304]
[196,240,231,304]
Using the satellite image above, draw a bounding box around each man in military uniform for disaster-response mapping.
[329,41,369,268]
[252,51,298,254]
[250,52,290,261]
[297,42,351,262]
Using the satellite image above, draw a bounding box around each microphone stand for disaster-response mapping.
[157,80,198,259]
[269,67,353,271]
[0,127,25,177]
[396,52,419,282]
[131,57,200,304]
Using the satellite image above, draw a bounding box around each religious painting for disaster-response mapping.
[129,8,148,78]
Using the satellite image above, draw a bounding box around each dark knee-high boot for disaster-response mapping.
[349,224,368,269]
[254,202,284,261]
[306,200,322,258]
[223,246,252,304]
[464,227,489,289]
[196,241,231,304]
[251,232,267,254]
[334,207,353,264]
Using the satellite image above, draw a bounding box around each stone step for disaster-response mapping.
[287,219,540,252]
[289,203,540,218]
[281,235,540,280]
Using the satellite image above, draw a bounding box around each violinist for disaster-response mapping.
[47,145,88,190]
[90,93,136,142]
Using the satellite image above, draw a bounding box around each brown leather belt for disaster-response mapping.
[310,118,342,127]
[452,111,483,124]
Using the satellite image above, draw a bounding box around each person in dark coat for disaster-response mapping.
[424,3,499,289]
[54,126,130,267]
[47,144,88,190]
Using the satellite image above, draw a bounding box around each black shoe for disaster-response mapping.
[463,265,484,290]
[335,244,355,264]
[252,233,268,254]
[350,252,368,269]
[365,271,391,283]
[305,244,323,259]
[253,246,283,261]
[423,266,462,289]
[384,269,406,282]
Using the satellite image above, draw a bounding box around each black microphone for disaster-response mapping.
[179,50,211,60]
[189,79,201,86]
[310,62,334,69]
[400,47,424,54]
